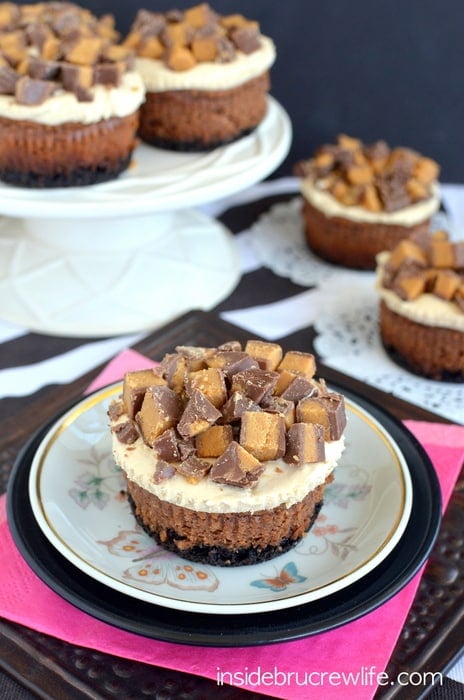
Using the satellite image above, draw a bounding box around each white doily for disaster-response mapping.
[248,198,463,424]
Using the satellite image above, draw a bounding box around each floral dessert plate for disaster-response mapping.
[27,383,412,615]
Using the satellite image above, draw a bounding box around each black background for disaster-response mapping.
[28,0,464,181]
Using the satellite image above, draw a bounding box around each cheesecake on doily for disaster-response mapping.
[376,230,464,380]
[0,1,145,187]
[123,3,276,151]
[109,341,347,567]
[295,134,440,270]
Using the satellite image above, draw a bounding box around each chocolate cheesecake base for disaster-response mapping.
[0,112,139,188]
[125,475,329,567]
[138,73,270,151]
[302,198,431,270]
[380,300,464,381]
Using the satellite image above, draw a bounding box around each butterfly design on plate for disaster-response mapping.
[99,529,219,592]
[250,561,307,593]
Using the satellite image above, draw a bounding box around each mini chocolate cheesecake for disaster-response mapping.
[295,134,440,270]
[123,4,276,151]
[376,231,464,380]
[109,341,347,567]
[0,2,145,187]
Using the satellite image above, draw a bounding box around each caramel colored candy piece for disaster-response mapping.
[0,3,19,30]
[65,37,103,65]
[274,369,298,395]
[244,340,283,371]
[453,242,464,268]
[388,240,427,271]
[240,410,286,461]
[123,369,166,419]
[165,45,197,70]
[429,239,454,268]
[0,31,25,65]
[191,36,217,61]
[177,389,221,439]
[184,3,217,28]
[137,36,164,58]
[406,178,429,202]
[413,157,439,184]
[433,271,461,300]
[195,424,233,458]
[163,21,191,46]
[278,351,316,379]
[346,164,373,185]
[297,393,347,441]
[105,45,133,62]
[209,441,263,488]
[360,184,382,212]
[186,367,227,408]
[162,353,187,393]
[220,14,256,29]
[393,274,427,301]
[123,30,142,50]
[137,385,182,446]
[284,423,325,465]
[41,36,61,61]
[337,133,362,150]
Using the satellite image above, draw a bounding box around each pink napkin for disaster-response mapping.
[2,348,464,700]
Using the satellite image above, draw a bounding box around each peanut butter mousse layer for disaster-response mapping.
[109,341,346,567]
[295,134,440,269]
[376,230,464,380]
[123,4,276,150]
[0,2,145,187]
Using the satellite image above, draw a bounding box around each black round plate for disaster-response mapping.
[7,384,441,647]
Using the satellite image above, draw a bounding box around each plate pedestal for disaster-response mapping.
[0,97,291,336]
[0,210,239,337]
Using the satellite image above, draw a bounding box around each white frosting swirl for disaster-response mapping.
[112,427,344,514]
[136,35,275,92]
[376,251,464,331]
[301,177,440,226]
[0,71,145,125]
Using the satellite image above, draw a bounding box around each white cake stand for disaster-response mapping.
[0,97,291,337]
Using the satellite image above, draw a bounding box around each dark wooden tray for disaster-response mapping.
[1,311,463,700]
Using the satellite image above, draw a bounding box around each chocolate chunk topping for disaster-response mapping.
[209,441,263,488]
[15,75,57,105]
[153,460,176,484]
[230,368,279,403]
[0,63,18,93]
[221,391,261,423]
[284,423,325,465]
[177,389,222,439]
[125,4,264,70]
[296,134,439,213]
[380,230,464,309]
[112,420,139,445]
[113,340,347,489]
[153,427,180,462]
[176,455,211,483]
[0,3,133,104]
